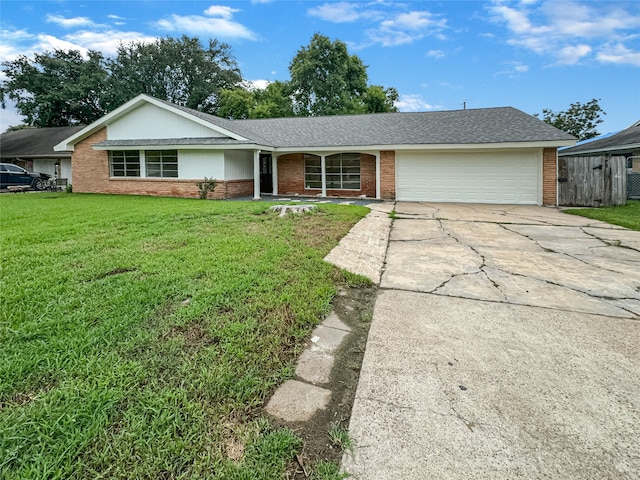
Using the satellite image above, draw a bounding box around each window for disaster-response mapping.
[146,150,178,178]
[304,154,322,189]
[110,151,140,177]
[326,153,360,190]
[304,153,361,190]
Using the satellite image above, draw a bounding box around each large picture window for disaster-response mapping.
[146,150,178,178]
[109,151,140,177]
[304,153,361,190]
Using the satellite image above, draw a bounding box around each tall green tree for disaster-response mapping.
[217,81,295,120]
[1,49,108,126]
[105,36,242,114]
[363,85,400,113]
[289,34,397,116]
[536,99,606,140]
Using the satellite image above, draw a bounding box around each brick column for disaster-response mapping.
[380,150,396,200]
[542,147,557,206]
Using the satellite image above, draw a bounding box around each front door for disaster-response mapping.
[260,153,273,194]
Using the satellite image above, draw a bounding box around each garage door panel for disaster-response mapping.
[397,150,541,204]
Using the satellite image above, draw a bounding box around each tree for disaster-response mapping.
[1,49,108,126]
[363,85,399,113]
[289,34,397,116]
[217,81,294,120]
[105,36,242,114]
[217,88,255,119]
[536,99,606,141]
[252,81,295,118]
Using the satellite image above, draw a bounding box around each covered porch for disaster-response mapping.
[252,150,384,200]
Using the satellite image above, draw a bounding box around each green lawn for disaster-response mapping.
[565,200,640,231]
[0,193,369,479]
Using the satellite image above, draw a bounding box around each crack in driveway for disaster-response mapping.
[383,213,639,318]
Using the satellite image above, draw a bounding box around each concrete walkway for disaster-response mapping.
[324,202,394,283]
[342,203,640,479]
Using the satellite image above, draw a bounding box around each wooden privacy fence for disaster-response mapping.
[558,155,627,207]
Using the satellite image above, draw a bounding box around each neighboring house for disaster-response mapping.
[0,126,84,185]
[54,94,575,205]
[559,120,640,172]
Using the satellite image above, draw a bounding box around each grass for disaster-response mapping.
[564,200,640,231]
[0,193,369,479]
[328,421,356,456]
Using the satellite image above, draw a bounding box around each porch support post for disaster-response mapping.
[375,152,381,199]
[253,150,261,200]
[272,155,278,196]
[321,154,327,197]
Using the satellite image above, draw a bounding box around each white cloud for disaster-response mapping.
[395,94,442,112]
[556,44,592,65]
[597,43,640,66]
[45,15,96,29]
[381,11,445,32]
[203,5,239,19]
[495,61,530,77]
[244,79,270,90]
[308,2,362,23]
[488,0,640,66]
[64,31,158,56]
[155,6,257,40]
[370,10,447,46]
[427,49,445,59]
[0,100,26,133]
[309,3,447,47]
[36,34,89,54]
[0,25,157,63]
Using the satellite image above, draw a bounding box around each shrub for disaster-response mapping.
[195,177,217,199]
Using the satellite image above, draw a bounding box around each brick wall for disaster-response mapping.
[542,147,557,205]
[380,151,396,200]
[71,130,253,198]
[277,153,377,198]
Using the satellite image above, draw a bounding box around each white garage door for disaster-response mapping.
[396,150,541,204]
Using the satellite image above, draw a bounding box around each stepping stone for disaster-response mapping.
[296,349,335,384]
[311,325,349,352]
[265,380,331,422]
[322,312,351,332]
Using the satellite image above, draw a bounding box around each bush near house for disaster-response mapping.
[0,194,368,479]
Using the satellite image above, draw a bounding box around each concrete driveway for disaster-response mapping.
[343,203,640,479]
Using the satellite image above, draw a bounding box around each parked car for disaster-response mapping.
[0,163,51,190]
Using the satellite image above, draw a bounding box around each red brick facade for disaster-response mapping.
[71,129,253,199]
[72,130,557,204]
[276,152,378,198]
[542,147,557,206]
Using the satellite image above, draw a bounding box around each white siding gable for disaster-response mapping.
[108,103,225,140]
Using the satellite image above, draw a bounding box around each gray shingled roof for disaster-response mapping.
[1,126,84,159]
[153,98,575,148]
[235,107,576,148]
[559,121,640,156]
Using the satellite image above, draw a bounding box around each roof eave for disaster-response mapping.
[93,143,272,151]
[559,142,640,156]
[273,140,576,153]
[0,152,73,159]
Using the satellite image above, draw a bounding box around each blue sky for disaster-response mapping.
[1,0,639,134]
